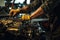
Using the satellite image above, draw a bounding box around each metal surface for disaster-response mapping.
[31,18,49,23]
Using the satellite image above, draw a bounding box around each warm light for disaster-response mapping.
[7,28,18,31]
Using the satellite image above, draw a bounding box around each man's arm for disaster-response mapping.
[30,0,60,19]
[30,6,44,19]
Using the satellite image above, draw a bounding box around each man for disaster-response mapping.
[9,0,60,40]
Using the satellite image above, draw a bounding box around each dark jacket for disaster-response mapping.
[27,0,60,40]
[28,0,60,13]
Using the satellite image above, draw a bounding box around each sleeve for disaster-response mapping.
[27,0,41,12]
[40,0,60,13]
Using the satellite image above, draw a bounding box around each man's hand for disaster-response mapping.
[9,6,28,16]
[9,8,21,16]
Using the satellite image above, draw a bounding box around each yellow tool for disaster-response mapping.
[21,14,30,20]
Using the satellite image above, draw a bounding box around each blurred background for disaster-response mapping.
[0,0,60,40]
